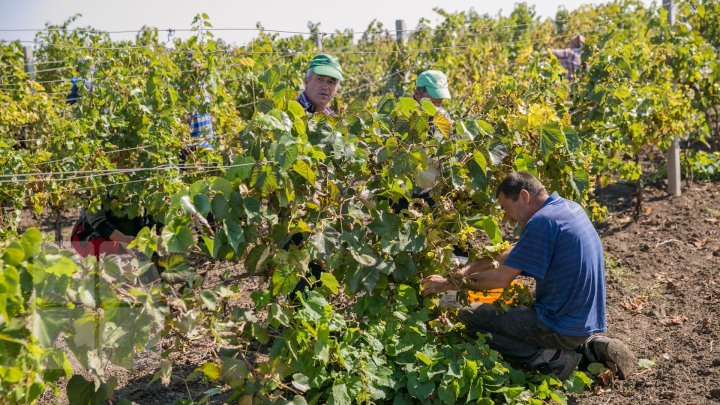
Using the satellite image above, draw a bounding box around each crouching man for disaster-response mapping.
[422,172,636,381]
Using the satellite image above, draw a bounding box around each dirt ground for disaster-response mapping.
[570,179,720,404]
[34,179,720,404]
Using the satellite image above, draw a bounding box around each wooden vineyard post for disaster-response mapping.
[23,46,35,81]
[388,19,409,96]
[314,32,323,51]
[395,19,406,45]
[664,0,681,196]
[21,46,35,145]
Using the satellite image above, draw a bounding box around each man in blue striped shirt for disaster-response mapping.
[189,111,215,150]
[422,172,636,381]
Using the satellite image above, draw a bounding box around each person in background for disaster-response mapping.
[188,109,215,151]
[188,81,216,151]
[422,171,636,381]
[413,69,451,108]
[180,85,216,166]
[296,54,343,115]
[551,35,585,81]
[281,54,344,298]
[185,81,216,154]
[70,206,152,258]
[390,70,453,214]
[66,69,95,105]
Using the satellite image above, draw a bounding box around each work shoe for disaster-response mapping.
[531,348,583,381]
[582,335,637,379]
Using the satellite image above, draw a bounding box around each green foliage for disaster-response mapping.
[1,2,719,402]
[0,228,164,403]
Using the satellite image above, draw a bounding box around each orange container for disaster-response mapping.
[468,281,522,304]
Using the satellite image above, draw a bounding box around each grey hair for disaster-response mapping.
[303,69,341,91]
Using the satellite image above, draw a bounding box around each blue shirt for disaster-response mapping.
[504,192,606,336]
[66,76,94,105]
[189,112,215,150]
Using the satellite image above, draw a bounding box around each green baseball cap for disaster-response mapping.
[416,70,451,99]
[309,54,344,81]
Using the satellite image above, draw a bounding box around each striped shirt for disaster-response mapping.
[504,192,606,336]
[189,112,215,150]
[296,91,334,115]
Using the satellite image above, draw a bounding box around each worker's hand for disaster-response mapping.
[449,266,466,281]
[421,274,452,296]
[463,257,497,277]
[109,230,135,244]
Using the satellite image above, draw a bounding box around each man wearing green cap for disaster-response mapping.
[414,70,452,136]
[381,69,454,217]
[282,54,344,299]
[297,54,344,115]
[414,70,451,108]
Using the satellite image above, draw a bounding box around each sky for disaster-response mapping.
[0,0,657,46]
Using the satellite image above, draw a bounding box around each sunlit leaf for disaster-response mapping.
[319,272,339,295]
[433,113,452,137]
[293,159,316,184]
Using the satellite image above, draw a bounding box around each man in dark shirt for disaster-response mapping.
[296,54,343,114]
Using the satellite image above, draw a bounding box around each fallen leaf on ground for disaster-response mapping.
[617,216,632,224]
[597,369,615,386]
[621,298,647,313]
[691,238,707,247]
[638,358,656,369]
[658,315,688,326]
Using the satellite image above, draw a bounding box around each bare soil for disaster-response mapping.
[569,180,720,404]
[35,180,720,404]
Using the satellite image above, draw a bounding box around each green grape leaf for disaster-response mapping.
[246,245,270,274]
[210,177,234,195]
[392,252,417,281]
[487,140,508,166]
[330,382,351,405]
[32,299,67,347]
[395,284,418,309]
[3,242,25,266]
[66,375,111,405]
[292,373,311,393]
[45,256,77,278]
[569,170,590,198]
[293,159,317,184]
[473,149,488,174]
[320,272,340,294]
[227,156,256,181]
[540,122,566,157]
[564,126,581,152]
[211,195,230,220]
[223,219,245,254]
[201,291,218,311]
[192,194,211,216]
[164,225,194,253]
[420,99,437,116]
[271,264,301,296]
